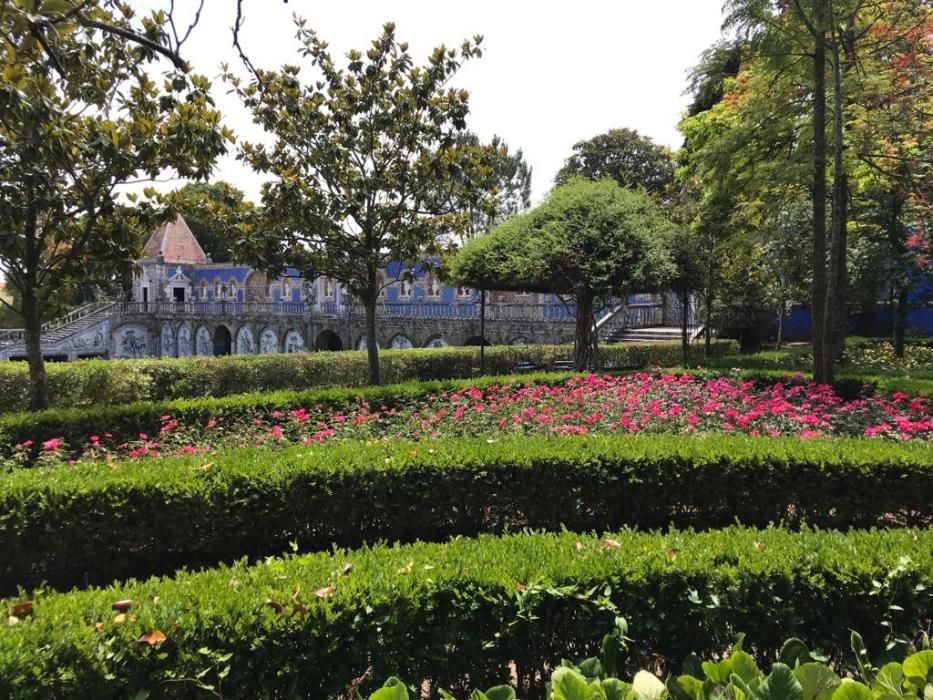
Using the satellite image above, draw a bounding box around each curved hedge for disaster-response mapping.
[0,340,739,413]
[2,434,930,593]
[1,527,931,698]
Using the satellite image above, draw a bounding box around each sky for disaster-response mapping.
[145,0,727,204]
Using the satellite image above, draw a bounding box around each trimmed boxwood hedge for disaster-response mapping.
[2,433,930,593]
[0,340,740,414]
[1,527,931,698]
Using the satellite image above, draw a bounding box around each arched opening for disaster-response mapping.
[463,335,490,346]
[389,334,413,350]
[315,329,343,351]
[510,336,532,346]
[212,325,232,356]
[424,336,449,348]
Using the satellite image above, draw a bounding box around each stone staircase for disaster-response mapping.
[609,326,688,343]
[0,302,115,357]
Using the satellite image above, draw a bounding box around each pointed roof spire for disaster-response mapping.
[140,215,208,265]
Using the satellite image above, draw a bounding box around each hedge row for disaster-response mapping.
[1,527,931,698]
[2,433,930,593]
[0,340,739,413]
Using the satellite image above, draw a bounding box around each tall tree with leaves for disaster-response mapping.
[724,0,931,381]
[451,179,677,369]
[555,128,675,197]
[0,0,231,410]
[450,132,532,240]
[227,22,500,385]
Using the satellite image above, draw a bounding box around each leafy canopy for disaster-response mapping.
[555,128,675,197]
[450,178,676,301]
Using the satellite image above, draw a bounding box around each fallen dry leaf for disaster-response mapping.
[265,599,284,614]
[292,602,308,616]
[138,630,167,647]
[112,599,133,612]
[94,622,104,632]
[575,542,585,552]
[340,562,353,576]
[7,616,19,627]
[11,602,33,618]
[666,548,680,562]
[113,614,126,625]
[314,586,336,598]
[599,538,622,550]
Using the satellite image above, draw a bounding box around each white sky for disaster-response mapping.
[144,0,726,204]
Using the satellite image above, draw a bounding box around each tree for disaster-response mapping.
[449,132,532,241]
[724,0,931,382]
[163,182,257,263]
[0,0,231,410]
[555,128,675,197]
[450,178,677,369]
[227,21,501,386]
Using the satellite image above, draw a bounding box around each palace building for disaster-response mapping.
[0,216,680,361]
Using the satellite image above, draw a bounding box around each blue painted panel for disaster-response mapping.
[772,304,933,340]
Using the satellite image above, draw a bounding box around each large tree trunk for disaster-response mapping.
[364,265,380,385]
[574,294,597,371]
[810,28,829,384]
[22,287,50,411]
[823,41,848,381]
[703,288,713,358]
[893,284,907,358]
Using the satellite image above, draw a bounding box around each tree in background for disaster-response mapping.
[555,128,675,198]
[0,0,231,410]
[227,22,501,385]
[450,132,532,240]
[450,179,677,369]
[163,182,257,263]
[722,0,932,381]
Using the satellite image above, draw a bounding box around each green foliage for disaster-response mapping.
[1,432,930,592]
[0,340,740,414]
[555,128,676,196]
[225,20,503,384]
[452,179,677,297]
[0,0,232,409]
[378,631,933,699]
[451,179,679,368]
[1,527,931,697]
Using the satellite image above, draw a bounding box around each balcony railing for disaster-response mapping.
[113,300,664,327]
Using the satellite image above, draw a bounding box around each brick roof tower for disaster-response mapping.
[140,215,208,265]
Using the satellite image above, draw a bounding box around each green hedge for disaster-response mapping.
[0,340,739,413]
[1,527,931,698]
[2,434,930,593]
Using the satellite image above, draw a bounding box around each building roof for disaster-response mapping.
[140,215,208,265]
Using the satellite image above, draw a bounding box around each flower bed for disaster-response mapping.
[7,373,929,468]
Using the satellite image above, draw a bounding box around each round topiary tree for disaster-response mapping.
[450,178,678,369]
